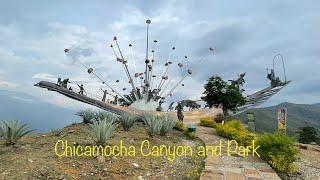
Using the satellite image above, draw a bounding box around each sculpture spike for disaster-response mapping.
[113,36,139,100]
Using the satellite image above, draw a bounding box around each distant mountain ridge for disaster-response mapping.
[0,89,80,132]
[235,102,320,135]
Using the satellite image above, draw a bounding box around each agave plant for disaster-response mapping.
[0,121,5,137]
[76,109,95,123]
[89,118,118,145]
[160,115,176,136]
[0,120,35,146]
[50,128,62,136]
[95,111,119,123]
[119,113,136,131]
[143,114,162,138]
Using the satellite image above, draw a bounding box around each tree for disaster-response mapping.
[296,126,319,144]
[202,75,245,115]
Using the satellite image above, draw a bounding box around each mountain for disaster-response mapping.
[235,102,320,136]
[0,89,80,132]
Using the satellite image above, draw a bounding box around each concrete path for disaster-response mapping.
[183,110,280,180]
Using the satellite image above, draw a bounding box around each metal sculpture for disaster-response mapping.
[35,19,290,116]
[35,19,212,113]
[234,54,291,114]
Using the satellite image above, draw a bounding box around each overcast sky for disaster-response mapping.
[0,0,319,110]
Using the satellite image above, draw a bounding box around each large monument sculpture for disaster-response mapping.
[35,20,290,116]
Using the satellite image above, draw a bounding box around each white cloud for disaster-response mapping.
[0,0,319,110]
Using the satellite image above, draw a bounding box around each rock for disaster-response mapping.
[133,163,140,168]
[97,156,105,162]
[57,175,65,180]
[41,135,46,137]
[68,130,75,133]
[310,142,317,145]
[28,159,34,163]
[138,176,144,180]
[103,168,108,171]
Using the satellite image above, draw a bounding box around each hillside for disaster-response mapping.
[0,122,204,179]
[0,90,80,132]
[235,102,320,135]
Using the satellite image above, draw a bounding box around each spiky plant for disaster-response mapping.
[0,120,35,146]
[50,128,62,136]
[143,114,162,138]
[160,115,176,136]
[76,109,95,123]
[89,118,118,145]
[119,113,136,131]
[0,121,5,137]
[95,111,119,123]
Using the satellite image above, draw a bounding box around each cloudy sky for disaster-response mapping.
[0,0,319,110]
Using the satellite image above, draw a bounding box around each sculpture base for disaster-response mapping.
[129,100,159,111]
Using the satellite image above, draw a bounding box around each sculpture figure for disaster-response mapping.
[78,84,85,95]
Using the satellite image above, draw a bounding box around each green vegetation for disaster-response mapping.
[160,115,176,136]
[95,110,119,122]
[142,114,176,137]
[256,133,298,173]
[296,126,319,144]
[0,122,5,137]
[184,130,196,139]
[76,109,120,124]
[0,120,34,146]
[174,121,186,131]
[199,117,216,128]
[215,120,255,146]
[76,109,95,123]
[89,118,118,145]
[202,75,245,115]
[118,113,137,131]
[50,128,62,136]
[142,114,162,137]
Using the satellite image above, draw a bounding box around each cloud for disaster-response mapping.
[32,73,57,81]
[0,0,319,110]
[0,80,19,89]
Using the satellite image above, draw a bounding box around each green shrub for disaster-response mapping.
[184,129,196,139]
[142,114,162,138]
[0,122,5,137]
[89,118,117,145]
[215,120,255,146]
[296,126,319,144]
[0,120,35,146]
[118,113,136,131]
[160,115,176,136]
[174,121,186,131]
[256,133,298,173]
[95,111,119,122]
[51,128,62,136]
[76,109,95,123]
[200,117,216,128]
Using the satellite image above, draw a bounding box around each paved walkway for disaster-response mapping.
[183,110,280,180]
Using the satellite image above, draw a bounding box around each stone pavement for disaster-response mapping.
[183,111,280,180]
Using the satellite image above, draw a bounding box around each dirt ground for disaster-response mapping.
[0,122,205,180]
